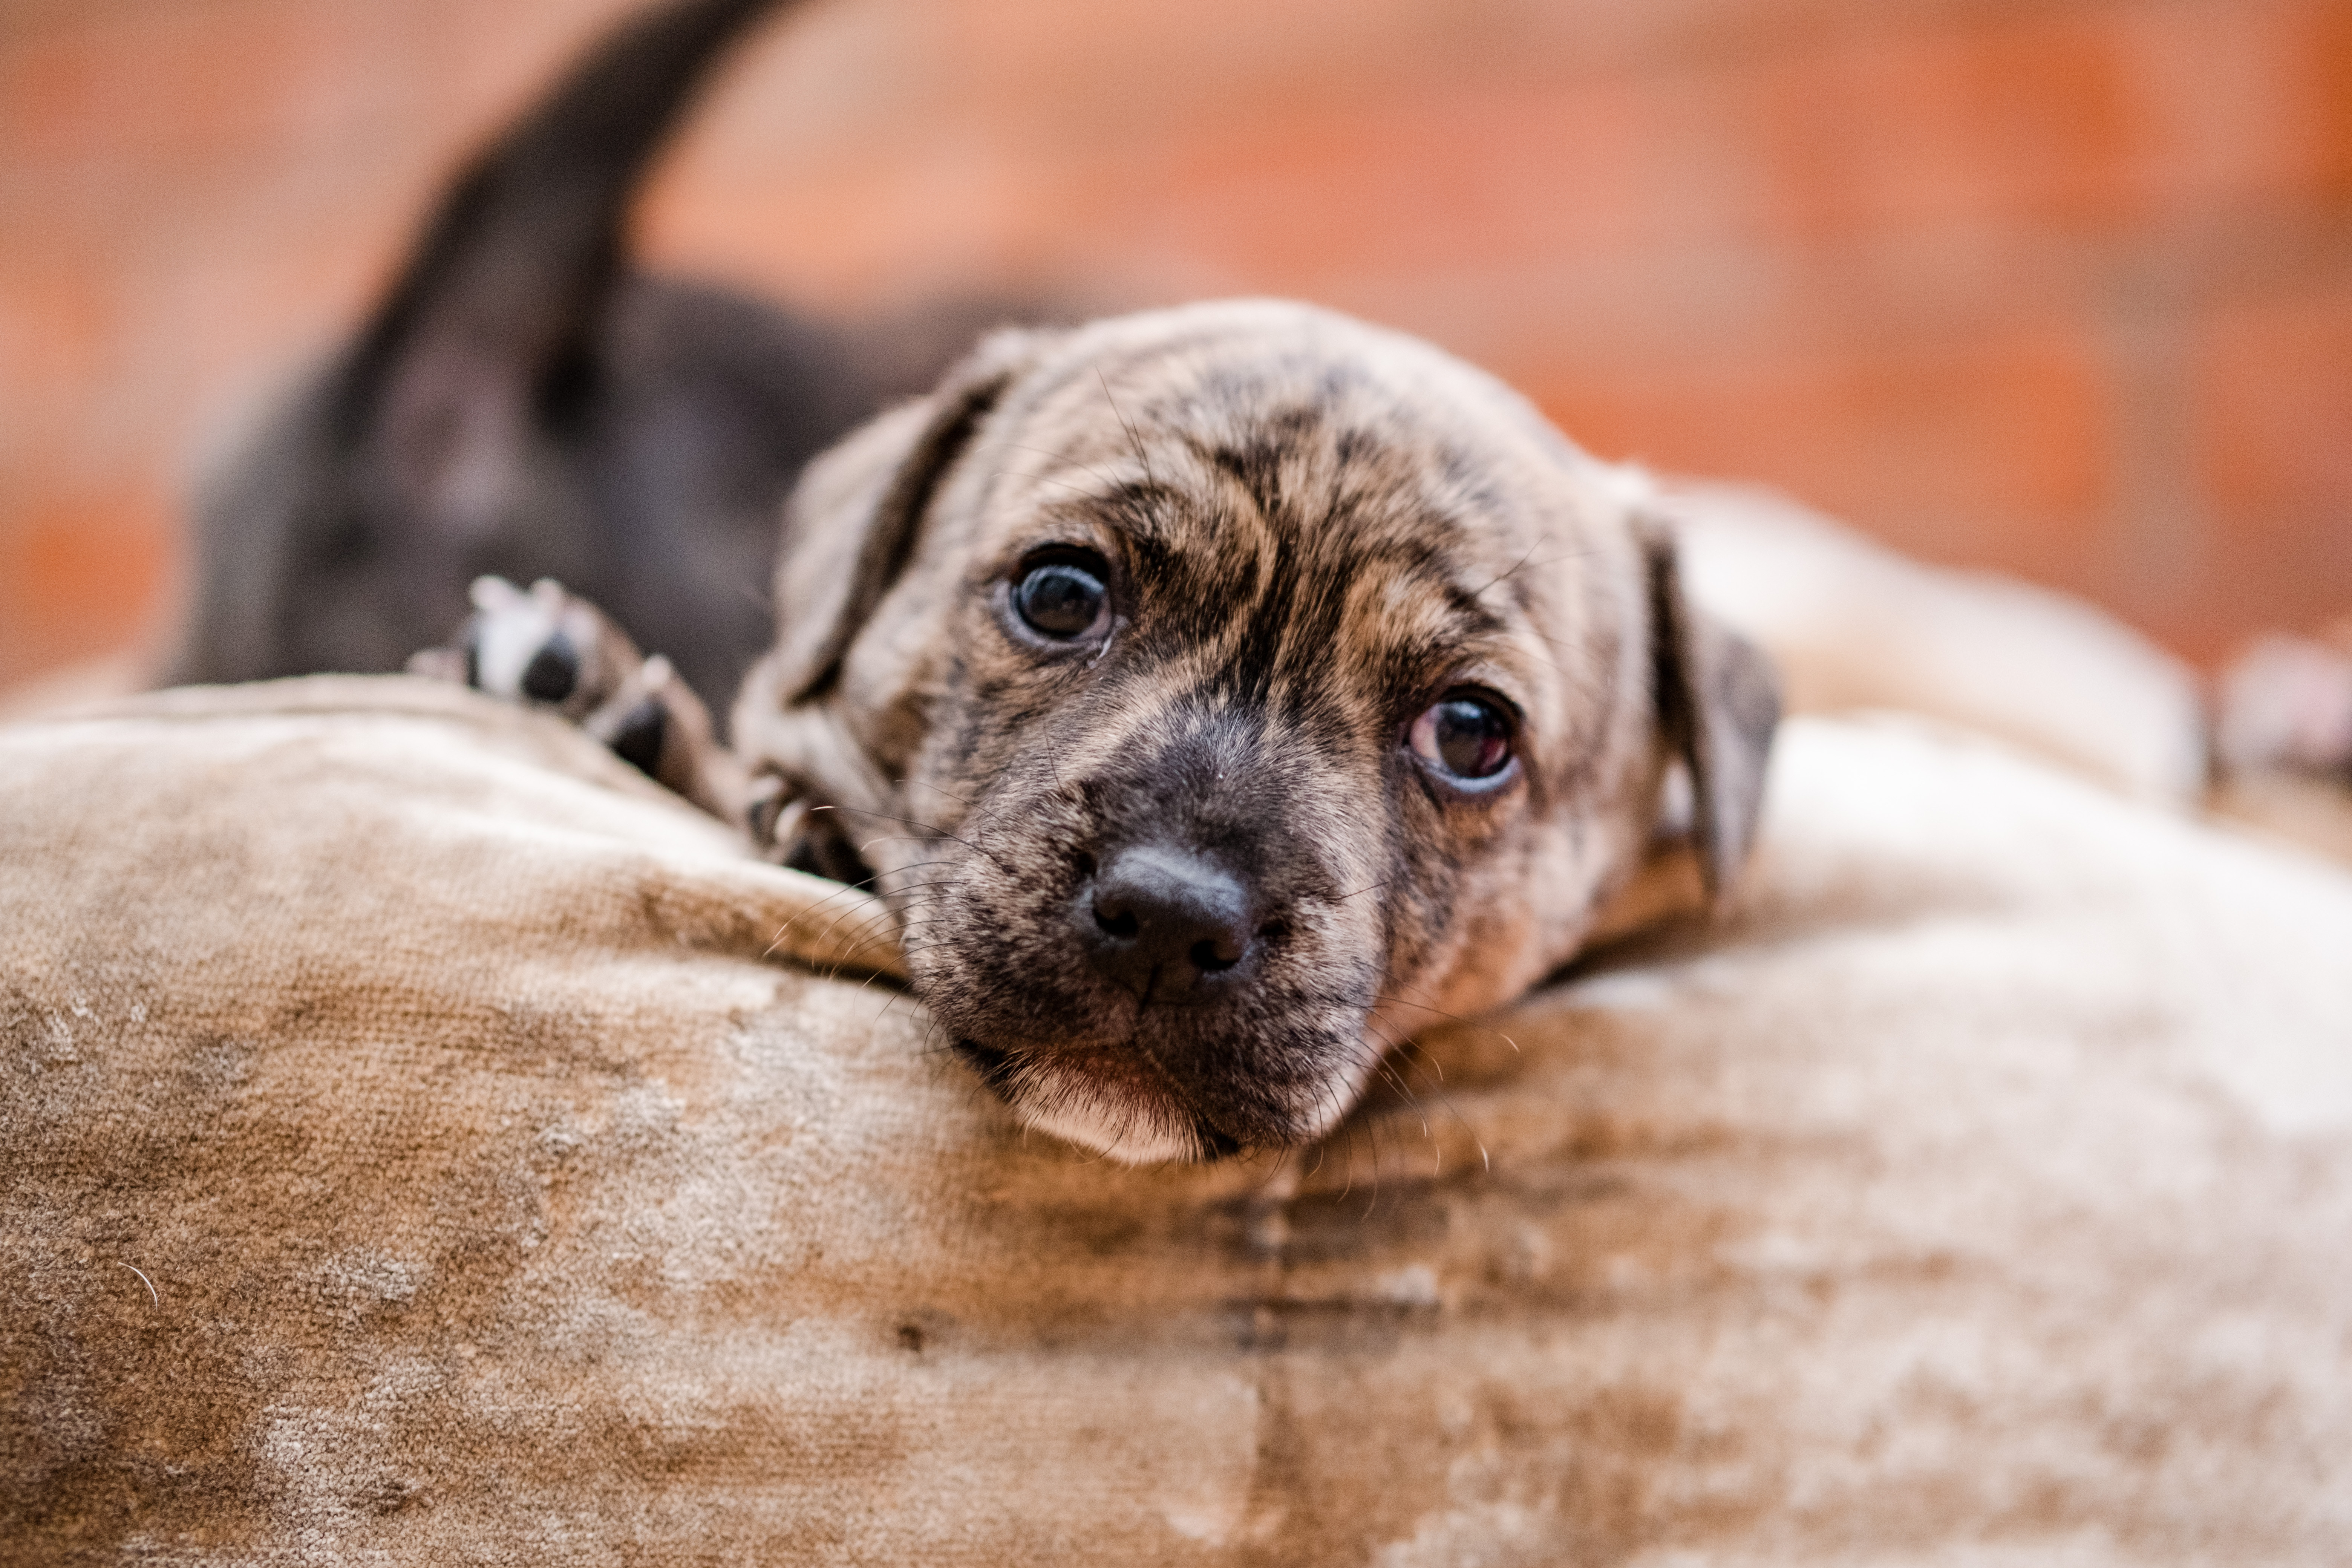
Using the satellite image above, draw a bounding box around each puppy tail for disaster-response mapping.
[338,0,792,424]
[168,0,806,690]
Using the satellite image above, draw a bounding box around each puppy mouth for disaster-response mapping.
[950,1037,1247,1163]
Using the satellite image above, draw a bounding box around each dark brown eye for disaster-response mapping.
[1408,691,1516,785]
[1013,553,1110,640]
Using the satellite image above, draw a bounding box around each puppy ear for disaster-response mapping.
[761,331,1044,705]
[1638,511,1782,902]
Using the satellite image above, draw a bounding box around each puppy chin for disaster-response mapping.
[1014,1080,1213,1167]
[956,1041,1218,1164]
[951,1023,1389,1164]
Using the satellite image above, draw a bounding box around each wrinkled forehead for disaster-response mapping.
[968,315,1600,671]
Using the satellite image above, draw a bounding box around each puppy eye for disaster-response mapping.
[1408,691,1516,785]
[1012,552,1111,640]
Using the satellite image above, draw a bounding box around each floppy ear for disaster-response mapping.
[731,330,1052,845]
[1637,511,1782,902]
[760,333,1041,706]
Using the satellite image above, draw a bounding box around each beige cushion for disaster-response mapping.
[5,676,2349,1564]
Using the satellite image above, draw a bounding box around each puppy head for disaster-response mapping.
[736,301,1776,1163]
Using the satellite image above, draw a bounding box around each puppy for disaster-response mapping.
[437,300,1780,1162]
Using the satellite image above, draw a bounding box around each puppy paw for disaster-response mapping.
[743,776,873,883]
[409,576,739,818]
[409,576,631,718]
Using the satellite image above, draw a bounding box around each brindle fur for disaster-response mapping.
[720,300,1779,1163]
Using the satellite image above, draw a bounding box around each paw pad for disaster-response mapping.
[519,630,580,704]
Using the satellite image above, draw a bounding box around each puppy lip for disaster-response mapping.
[1189,1115,1246,1161]
[951,1035,1008,1067]
[951,1037,1018,1094]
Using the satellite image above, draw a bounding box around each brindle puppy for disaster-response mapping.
[441,299,1778,1163]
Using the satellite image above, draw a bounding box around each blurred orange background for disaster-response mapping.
[2,0,2347,691]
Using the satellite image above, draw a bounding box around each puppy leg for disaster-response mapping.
[410,577,745,823]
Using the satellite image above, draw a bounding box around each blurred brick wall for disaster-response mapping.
[3,0,2347,688]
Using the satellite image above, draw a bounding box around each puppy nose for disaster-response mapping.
[1086,844,1253,995]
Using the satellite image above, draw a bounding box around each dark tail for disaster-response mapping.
[338,0,789,432]
[171,0,799,689]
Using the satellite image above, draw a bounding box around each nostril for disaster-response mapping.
[1088,861,1135,938]
[1190,938,1240,974]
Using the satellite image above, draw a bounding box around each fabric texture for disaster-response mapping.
[4,676,2350,1565]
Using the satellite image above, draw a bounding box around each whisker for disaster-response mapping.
[1096,369,1159,492]
[1381,1018,1490,1176]
[1367,1046,1432,1160]
[826,912,909,961]
[981,467,1100,503]
[868,879,971,903]
[973,439,1122,495]
[796,895,908,962]
[870,857,970,887]
[763,876,884,958]
[896,775,974,810]
[1466,540,1544,602]
[1358,986,1523,1056]
[1470,542,1600,602]
[809,804,1022,878]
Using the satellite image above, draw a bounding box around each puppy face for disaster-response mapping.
[736,302,1775,1162]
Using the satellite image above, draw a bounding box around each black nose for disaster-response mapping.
[1083,844,1255,997]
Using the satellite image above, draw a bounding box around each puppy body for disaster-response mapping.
[726,301,1775,1161]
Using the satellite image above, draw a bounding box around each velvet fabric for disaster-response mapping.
[5,677,2349,1563]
